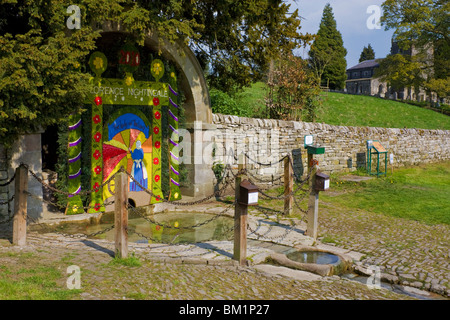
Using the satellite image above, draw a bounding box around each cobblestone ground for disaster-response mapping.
[0,197,448,300]
[317,202,450,297]
[0,232,412,300]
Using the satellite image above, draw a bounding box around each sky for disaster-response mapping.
[288,0,395,69]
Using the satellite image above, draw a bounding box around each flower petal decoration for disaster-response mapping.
[94,132,102,143]
[153,127,160,135]
[94,166,102,175]
[93,114,101,124]
[94,96,103,106]
[155,175,160,182]
[153,97,160,106]
[93,149,101,160]
[153,158,159,165]
[154,111,161,120]
[155,141,161,149]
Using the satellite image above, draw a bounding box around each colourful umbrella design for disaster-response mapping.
[102,113,152,199]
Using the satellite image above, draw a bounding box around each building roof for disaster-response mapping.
[347,59,381,71]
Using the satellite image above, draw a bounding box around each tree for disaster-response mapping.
[266,53,321,121]
[308,3,347,90]
[359,44,375,62]
[186,0,314,93]
[381,0,449,80]
[381,0,449,49]
[424,78,450,101]
[381,0,449,100]
[0,0,312,148]
[375,54,423,98]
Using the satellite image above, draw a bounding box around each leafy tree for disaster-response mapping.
[381,0,449,100]
[375,54,423,97]
[266,53,321,121]
[381,0,449,50]
[424,78,450,101]
[359,44,375,62]
[308,3,347,90]
[0,0,312,148]
[185,0,313,93]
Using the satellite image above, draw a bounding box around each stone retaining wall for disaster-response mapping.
[212,113,450,177]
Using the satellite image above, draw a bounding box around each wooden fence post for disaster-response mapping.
[284,155,293,215]
[306,154,319,240]
[114,171,128,259]
[234,154,247,266]
[13,165,28,246]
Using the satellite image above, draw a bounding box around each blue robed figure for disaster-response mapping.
[129,140,148,191]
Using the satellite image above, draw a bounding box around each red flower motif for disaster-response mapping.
[93,149,101,160]
[155,195,161,202]
[153,127,160,135]
[155,141,161,149]
[155,175,160,182]
[94,132,102,143]
[93,182,100,192]
[94,203,101,211]
[153,97,160,106]
[93,114,101,124]
[153,158,159,165]
[94,96,102,106]
[155,225,161,231]
[94,166,102,175]
[154,111,161,120]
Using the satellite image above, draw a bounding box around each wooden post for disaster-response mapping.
[114,171,128,259]
[284,155,293,215]
[306,154,319,240]
[234,154,247,266]
[234,186,248,266]
[13,165,28,246]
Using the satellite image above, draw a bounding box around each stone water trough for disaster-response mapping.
[268,245,354,277]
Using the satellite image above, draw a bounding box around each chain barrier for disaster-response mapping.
[6,152,312,246]
[0,171,15,187]
[123,200,236,246]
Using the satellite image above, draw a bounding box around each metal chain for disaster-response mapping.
[0,171,15,187]
[11,152,310,244]
[127,201,235,230]
[0,195,14,206]
[125,170,235,206]
[21,162,116,196]
[244,153,288,167]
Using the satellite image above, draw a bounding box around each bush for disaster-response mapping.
[210,88,251,117]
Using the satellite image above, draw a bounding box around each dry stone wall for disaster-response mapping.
[212,113,450,178]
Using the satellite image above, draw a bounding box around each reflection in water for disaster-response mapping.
[54,212,234,244]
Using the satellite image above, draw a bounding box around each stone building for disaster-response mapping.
[345,40,437,102]
[345,59,387,97]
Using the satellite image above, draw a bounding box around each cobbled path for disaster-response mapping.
[318,203,450,297]
[0,198,448,300]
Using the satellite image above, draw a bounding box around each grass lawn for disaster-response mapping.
[0,251,81,300]
[317,92,450,130]
[234,82,450,130]
[254,162,450,226]
[320,162,450,226]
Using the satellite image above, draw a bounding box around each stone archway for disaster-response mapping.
[100,24,215,198]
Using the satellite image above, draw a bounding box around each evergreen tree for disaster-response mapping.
[308,3,347,90]
[359,44,376,62]
[0,0,311,148]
